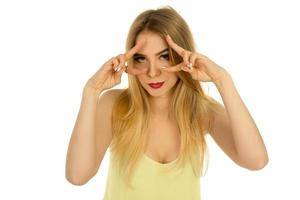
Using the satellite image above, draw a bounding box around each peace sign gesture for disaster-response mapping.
[85,39,148,92]
[162,35,228,83]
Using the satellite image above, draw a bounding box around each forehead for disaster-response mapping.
[135,32,168,54]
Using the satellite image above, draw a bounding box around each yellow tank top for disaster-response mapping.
[102,153,201,200]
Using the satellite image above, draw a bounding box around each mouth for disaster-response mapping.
[148,81,164,89]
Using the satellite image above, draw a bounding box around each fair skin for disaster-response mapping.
[66,30,268,185]
[128,31,268,168]
[133,31,179,118]
[65,39,149,185]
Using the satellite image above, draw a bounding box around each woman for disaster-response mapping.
[65,6,269,200]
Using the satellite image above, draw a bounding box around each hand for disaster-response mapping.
[161,35,229,83]
[85,39,147,91]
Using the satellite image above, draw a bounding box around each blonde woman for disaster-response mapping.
[65,6,268,200]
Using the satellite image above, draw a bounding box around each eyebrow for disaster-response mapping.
[134,48,169,57]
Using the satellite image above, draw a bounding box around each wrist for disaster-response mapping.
[82,83,105,100]
[213,70,233,88]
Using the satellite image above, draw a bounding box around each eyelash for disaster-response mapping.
[134,54,169,62]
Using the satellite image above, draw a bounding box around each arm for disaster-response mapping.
[65,86,101,185]
[65,39,144,185]
[65,86,117,185]
[163,34,268,170]
[210,72,269,170]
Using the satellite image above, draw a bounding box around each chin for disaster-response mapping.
[147,90,167,97]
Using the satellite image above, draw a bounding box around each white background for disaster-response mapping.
[0,0,299,199]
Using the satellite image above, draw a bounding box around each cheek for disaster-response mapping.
[134,62,148,70]
[167,73,179,82]
[136,75,147,85]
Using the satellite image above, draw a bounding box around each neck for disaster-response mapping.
[149,94,173,119]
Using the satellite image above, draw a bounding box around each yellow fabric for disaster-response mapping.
[102,153,201,200]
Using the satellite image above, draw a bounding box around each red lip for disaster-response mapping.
[148,81,164,89]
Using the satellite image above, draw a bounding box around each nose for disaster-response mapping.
[147,60,162,78]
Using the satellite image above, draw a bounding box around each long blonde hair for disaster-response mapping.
[109,6,219,188]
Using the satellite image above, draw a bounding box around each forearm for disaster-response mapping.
[214,72,268,168]
[65,86,103,184]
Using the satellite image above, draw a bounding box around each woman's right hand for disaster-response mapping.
[84,39,147,93]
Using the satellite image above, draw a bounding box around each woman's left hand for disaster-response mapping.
[162,35,229,83]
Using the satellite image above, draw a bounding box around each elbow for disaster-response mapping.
[247,156,269,171]
[254,157,269,170]
[65,167,95,186]
[66,173,90,186]
[236,153,269,171]
[65,160,97,186]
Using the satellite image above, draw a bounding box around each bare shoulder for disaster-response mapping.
[99,88,125,98]
[98,88,126,106]
[95,88,126,127]
[95,88,126,133]
[95,88,125,140]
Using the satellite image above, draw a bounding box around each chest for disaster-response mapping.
[144,118,181,164]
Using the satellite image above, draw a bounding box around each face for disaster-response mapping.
[133,31,179,98]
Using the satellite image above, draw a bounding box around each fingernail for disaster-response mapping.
[114,65,119,71]
[161,66,166,68]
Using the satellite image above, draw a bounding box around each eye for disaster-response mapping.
[160,54,169,60]
[133,56,145,63]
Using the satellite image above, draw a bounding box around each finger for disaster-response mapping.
[124,39,147,60]
[117,65,127,75]
[161,62,184,72]
[120,64,127,73]
[189,53,198,69]
[126,67,148,75]
[119,59,129,74]
[165,35,186,57]
[182,51,191,67]
[181,53,194,72]
[182,64,193,73]
[124,62,128,73]
[102,56,115,70]
[112,57,120,71]
[115,54,125,72]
